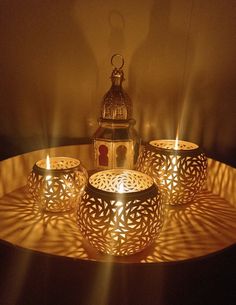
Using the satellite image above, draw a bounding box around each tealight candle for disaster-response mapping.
[77,169,164,256]
[136,139,207,205]
[28,156,88,212]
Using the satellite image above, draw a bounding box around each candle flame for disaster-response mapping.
[174,126,179,150]
[46,155,51,169]
[174,136,178,150]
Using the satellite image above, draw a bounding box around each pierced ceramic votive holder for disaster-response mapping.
[77,169,164,256]
[136,140,207,206]
[28,157,88,212]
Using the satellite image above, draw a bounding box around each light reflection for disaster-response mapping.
[46,154,51,169]
[45,155,51,182]
[118,182,124,193]
[0,158,235,264]
[174,129,179,150]
[0,186,236,264]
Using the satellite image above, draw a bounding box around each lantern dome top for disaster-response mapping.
[101,54,132,121]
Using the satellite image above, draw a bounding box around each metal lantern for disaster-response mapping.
[28,157,88,212]
[93,54,140,170]
[77,169,164,256]
[136,139,207,206]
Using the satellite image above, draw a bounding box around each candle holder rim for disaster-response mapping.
[88,169,157,196]
[149,139,199,149]
[147,139,204,156]
[85,181,158,199]
[33,156,82,175]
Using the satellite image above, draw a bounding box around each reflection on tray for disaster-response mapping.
[0,186,236,264]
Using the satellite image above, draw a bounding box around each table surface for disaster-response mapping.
[0,144,236,264]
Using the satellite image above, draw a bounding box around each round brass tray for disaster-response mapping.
[0,144,235,263]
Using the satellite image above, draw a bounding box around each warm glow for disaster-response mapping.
[138,137,207,206]
[172,129,179,188]
[115,201,123,207]
[78,169,162,255]
[172,156,178,170]
[29,157,87,212]
[89,169,153,193]
[45,155,51,182]
[150,139,198,150]
[46,155,51,169]
[113,200,125,234]
[172,156,177,165]
[174,132,179,150]
[118,182,124,193]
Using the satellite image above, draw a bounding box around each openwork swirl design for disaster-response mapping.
[136,140,207,205]
[89,169,153,193]
[28,157,88,212]
[77,170,164,256]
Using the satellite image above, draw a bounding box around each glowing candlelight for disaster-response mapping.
[136,139,208,205]
[28,157,88,212]
[45,155,51,181]
[171,153,178,172]
[118,182,124,193]
[46,155,51,169]
[174,133,179,150]
[77,169,163,256]
[115,183,125,235]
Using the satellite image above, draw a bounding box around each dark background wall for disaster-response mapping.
[0,0,235,165]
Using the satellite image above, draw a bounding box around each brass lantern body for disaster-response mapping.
[94,119,139,169]
[93,54,140,170]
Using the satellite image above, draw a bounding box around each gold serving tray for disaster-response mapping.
[0,144,235,263]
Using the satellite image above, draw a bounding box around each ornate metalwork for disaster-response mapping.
[101,54,131,120]
[136,140,208,206]
[77,169,164,256]
[93,54,140,170]
[28,157,88,212]
[89,169,153,193]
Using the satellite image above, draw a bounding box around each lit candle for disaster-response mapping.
[28,157,88,212]
[174,134,179,150]
[46,154,50,169]
[77,169,164,256]
[45,155,52,184]
[136,139,208,205]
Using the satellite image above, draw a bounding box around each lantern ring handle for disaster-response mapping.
[111,54,124,69]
